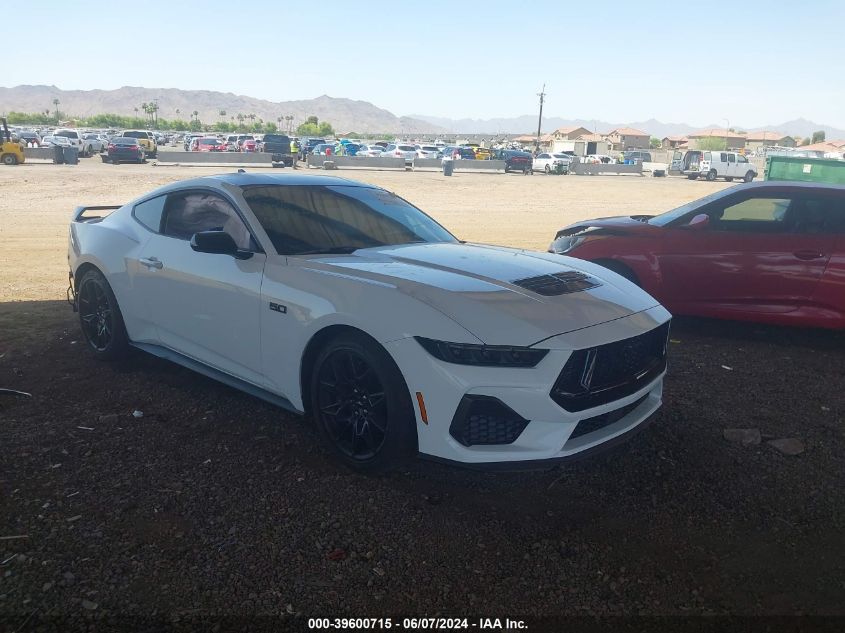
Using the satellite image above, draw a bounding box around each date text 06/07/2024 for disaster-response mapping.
[307,617,528,630]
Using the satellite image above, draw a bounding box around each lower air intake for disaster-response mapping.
[449,396,529,447]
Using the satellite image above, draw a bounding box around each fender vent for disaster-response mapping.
[512,271,601,296]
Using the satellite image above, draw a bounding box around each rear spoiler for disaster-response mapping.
[73,205,122,222]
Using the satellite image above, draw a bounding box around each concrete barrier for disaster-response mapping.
[571,162,643,176]
[413,159,444,170]
[453,160,505,172]
[24,147,57,161]
[306,155,407,170]
[156,151,273,165]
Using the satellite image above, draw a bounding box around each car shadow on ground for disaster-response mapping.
[2,299,844,615]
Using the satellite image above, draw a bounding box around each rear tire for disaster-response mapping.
[744,171,755,183]
[2,153,18,166]
[76,269,129,361]
[310,331,417,473]
[706,169,717,181]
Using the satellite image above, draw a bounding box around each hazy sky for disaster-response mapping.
[10,0,845,127]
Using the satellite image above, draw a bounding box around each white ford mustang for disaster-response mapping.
[68,173,671,471]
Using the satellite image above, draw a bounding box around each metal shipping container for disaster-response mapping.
[765,155,845,185]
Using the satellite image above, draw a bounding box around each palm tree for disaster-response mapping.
[52,98,60,121]
[219,109,226,121]
[192,110,199,122]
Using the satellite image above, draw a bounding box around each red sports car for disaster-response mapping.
[550,182,845,329]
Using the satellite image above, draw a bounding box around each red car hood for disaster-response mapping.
[555,214,655,237]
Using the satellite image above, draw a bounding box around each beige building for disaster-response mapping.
[688,128,747,150]
[604,127,650,151]
[745,131,796,152]
[661,135,689,149]
[551,126,592,141]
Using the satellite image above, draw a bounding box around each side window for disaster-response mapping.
[727,154,736,163]
[789,198,845,234]
[162,191,255,250]
[703,152,711,162]
[738,155,748,163]
[133,195,166,233]
[720,152,728,162]
[713,197,791,232]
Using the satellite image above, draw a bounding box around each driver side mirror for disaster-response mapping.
[684,213,710,230]
[190,230,252,259]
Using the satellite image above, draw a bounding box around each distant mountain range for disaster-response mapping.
[0,85,443,134]
[1,85,843,140]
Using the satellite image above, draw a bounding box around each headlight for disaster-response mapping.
[549,231,609,254]
[415,337,548,368]
[549,234,587,253]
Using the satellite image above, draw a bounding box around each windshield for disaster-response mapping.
[123,131,147,139]
[113,138,138,145]
[55,131,78,139]
[201,138,220,145]
[241,185,458,255]
[648,188,736,226]
[398,145,416,151]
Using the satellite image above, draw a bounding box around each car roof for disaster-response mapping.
[727,181,845,193]
[143,172,371,197]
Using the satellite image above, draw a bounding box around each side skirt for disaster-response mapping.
[131,342,304,416]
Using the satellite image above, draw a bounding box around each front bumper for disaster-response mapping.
[384,306,670,466]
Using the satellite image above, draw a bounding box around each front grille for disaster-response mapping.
[449,396,529,447]
[512,271,601,296]
[568,395,648,441]
[551,321,670,412]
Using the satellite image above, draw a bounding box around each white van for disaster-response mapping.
[676,150,757,182]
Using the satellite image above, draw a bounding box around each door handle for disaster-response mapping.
[139,257,163,269]
[793,250,825,261]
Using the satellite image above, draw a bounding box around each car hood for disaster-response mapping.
[296,242,661,346]
[557,215,654,235]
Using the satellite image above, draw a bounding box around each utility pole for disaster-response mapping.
[535,83,546,152]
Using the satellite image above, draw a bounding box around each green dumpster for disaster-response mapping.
[765,155,845,185]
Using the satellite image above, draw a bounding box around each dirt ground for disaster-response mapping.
[1,159,844,628]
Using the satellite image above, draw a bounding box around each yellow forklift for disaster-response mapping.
[1,118,25,165]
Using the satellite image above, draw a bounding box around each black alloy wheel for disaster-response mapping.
[77,269,129,359]
[311,332,416,472]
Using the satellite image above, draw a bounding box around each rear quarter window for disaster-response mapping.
[133,195,166,233]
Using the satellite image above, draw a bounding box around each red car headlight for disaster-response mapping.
[550,232,611,254]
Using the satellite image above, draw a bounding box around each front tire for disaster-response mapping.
[744,171,755,183]
[706,169,717,181]
[1,153,18,165]
[544,165,550,174]
[310,332,416,473]
[594,259,640,286]
[77,269,129,360]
